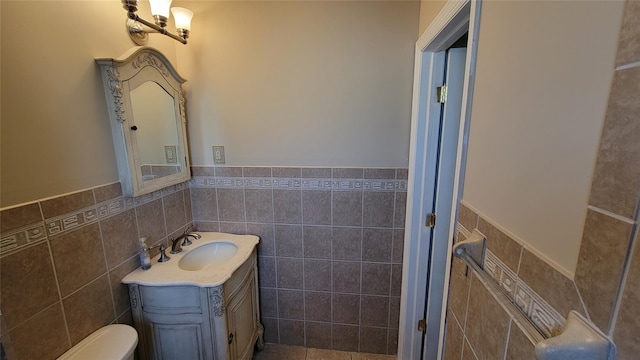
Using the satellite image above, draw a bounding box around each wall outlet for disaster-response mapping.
[212,145,225,164]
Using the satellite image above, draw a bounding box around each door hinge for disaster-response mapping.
[418,319,427,333]
[436,85,447,103]
[426,213,436,228]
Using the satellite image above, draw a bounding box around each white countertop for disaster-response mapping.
[122,232,259,287]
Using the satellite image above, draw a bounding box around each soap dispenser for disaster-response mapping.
[139,237,151,270]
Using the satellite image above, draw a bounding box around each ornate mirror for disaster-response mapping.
[96,47,191,197]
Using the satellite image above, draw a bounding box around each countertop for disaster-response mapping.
[121,232,259,287]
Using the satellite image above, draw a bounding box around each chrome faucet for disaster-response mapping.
[170,226,202,254]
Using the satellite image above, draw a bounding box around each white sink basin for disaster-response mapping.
[178,241,238,271]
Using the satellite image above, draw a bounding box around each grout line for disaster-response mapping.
[39,201,73,348]
[587,205,636,224]
[573,279,592,323]
[607,222,639,337]
[358,184,365,353]
[462,271,473,333]
[502,319,512,360]
[615,60,640,71]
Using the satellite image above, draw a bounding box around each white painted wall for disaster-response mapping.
[419,0,447,36]
[176,1,419,167]
[462,0,624,275]
[0,0,177,207]
[0,0,419,207]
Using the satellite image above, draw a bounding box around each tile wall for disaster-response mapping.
[0,182,193,359]
[189,166,407,355]
[444,206,585,360]
[443,1,640,359]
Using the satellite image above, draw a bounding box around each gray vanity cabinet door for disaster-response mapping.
[136,286,216,360]
[226,275,258,360]
[142,313,212,360]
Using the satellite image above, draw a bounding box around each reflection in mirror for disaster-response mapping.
[130,81,182,181]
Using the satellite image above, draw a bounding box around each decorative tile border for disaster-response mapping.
[191,176,407,192]
[0,182,189,254]
[484,249,565,337]
[0,223,48,254]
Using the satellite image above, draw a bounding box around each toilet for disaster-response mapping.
[57,324,138,360]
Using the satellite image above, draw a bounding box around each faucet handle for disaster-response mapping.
[170,237,183,254]
[182,236,193,247]
[149,244,171,262]
[157,245,170,262]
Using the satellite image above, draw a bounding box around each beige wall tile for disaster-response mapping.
[505,322,536,360]
[117,308,134,327]
[7,303,70,359]
[191,166,215,177]
[109,256,139,315]
[93,183,122,203]
[0,203,42,233]
[135,198,167,244]
[616,0,640,67]
[62,275,116,345]
[216,167,243,177]
[387,328,398,355]
[589,66,640,218]
[462,338,479,360]
[448,256,472,326]
[184,187,193,222]
[243,167,272,177]
[465,273,510,360]
[359,327,388,354]
[0,242,59,329]
[444,312,464,360]
[305,322,332,349]
[613,231,640,360]
[575,209,634,331]
[191,187,219,221]
[40,190,94,219]
[279,320,305,346]
[100,209,139,269]
[518,249,584,320]
[477,217,522,272]
[332,324,359,352]
[163,190,188,233]
[458,203,478,233]
[50,222,107,297]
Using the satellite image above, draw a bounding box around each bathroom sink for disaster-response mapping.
[178,241,238,271]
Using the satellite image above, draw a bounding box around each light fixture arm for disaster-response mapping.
[122,0,191,46]
[127,11,187,44]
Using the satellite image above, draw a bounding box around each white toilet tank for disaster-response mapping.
[57,324,138,360]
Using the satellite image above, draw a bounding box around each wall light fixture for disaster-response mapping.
[123,0,193,45]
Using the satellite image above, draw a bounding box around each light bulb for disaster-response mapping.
[171,7,193,31]
[149,0,172,18]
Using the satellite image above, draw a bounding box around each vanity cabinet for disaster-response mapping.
[128,250,263,360]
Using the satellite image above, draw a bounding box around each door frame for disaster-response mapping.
[398,1,482,359]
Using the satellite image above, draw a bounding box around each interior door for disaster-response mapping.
[421,46,467,359]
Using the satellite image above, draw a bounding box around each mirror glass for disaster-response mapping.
[130,81,182,181]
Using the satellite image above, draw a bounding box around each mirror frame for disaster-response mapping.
[96,47,191,197]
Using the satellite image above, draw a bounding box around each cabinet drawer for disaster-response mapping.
[224,250,256,298]
[140,286,203,313]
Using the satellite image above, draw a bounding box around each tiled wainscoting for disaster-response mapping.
[0,183,193,359]
[444,205,586,360]
[0,166,405,359]
[444,1,640,358]
[190,167,407,355]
